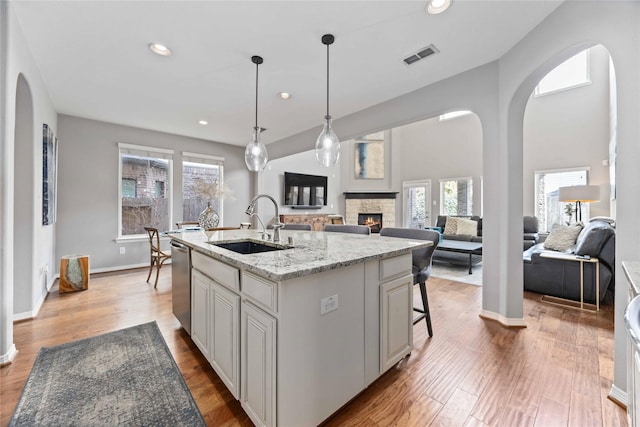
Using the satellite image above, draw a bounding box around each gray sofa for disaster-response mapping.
[523,220,615,304]
[432,215,539,267]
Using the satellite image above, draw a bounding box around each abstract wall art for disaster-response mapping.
[42,123,58,225]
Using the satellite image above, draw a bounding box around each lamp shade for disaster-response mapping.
[558,185,600,203]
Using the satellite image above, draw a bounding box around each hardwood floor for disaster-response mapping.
[0,268,626,426]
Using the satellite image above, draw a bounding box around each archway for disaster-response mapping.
[13,74,35,317]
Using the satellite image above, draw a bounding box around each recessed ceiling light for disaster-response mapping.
[148,43,172,56]
[198,120,208,125]
[427,0,452,15]
[279,92,291,100]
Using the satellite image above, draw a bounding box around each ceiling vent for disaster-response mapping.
[403,44,439,66]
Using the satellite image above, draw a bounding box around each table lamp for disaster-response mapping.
[558,185,600,222]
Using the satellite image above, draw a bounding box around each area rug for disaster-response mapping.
[432,262,483,286]
[9,321,205,426]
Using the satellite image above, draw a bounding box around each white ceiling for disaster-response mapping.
[12,0,563,147]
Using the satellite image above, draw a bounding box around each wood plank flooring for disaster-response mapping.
[0,267,626,426]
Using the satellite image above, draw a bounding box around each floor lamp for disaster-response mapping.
[558,185,600,222]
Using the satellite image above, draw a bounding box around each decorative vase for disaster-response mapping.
[198,202,220,229]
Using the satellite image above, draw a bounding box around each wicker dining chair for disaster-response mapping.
[144,227,171,289]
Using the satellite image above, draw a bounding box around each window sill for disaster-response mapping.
[114,235,171,244]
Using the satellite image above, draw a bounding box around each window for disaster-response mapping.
[440,177,473,216]
[118,143,173,237]
[182,152,224,223]
[534,168,588,232]
[121,178,137,198]
[535,49,590,96]
[439,110,472,122]
[403,180,431,228]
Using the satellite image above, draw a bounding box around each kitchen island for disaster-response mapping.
[169,228,430,427]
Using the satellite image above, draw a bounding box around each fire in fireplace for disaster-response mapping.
[358,213,383,233]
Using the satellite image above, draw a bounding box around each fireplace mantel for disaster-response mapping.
[343,192,398,199]
[344,193,397,228]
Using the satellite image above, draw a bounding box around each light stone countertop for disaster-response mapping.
[623,261,640,296]
[168,228,431,281]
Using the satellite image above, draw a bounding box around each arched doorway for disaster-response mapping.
[13,74,35,317]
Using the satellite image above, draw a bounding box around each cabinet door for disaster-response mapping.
[191,270,210,361]
[241,301,276,427]
[211,282,240,400]
[380,274,413,373]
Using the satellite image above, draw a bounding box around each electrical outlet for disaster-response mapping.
[321,294,338,315]
[120,247,126,255]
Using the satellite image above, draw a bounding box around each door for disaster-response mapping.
[211,281,240,399]
[380,274,413,373]
[241,301,276,427]
[191,270,210,360]
[403,180,431,228]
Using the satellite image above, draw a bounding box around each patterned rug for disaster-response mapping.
[9,322,205,426]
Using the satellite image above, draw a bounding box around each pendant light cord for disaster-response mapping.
[326,42,330,118]
[255,60,259,129]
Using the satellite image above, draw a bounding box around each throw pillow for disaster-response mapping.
[455,218,478,236]
[543,223,583,252]
[443,217,459,235]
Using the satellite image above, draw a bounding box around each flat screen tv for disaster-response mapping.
[284,172,327,207]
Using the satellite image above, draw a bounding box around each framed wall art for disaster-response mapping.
[354,132,384,179]
[42,123,58,225]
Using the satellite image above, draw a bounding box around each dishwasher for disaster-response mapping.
[171,240,191,335]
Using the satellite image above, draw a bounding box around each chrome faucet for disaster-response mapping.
[245,194,284,243]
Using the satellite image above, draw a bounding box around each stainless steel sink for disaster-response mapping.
[210,240,287,254]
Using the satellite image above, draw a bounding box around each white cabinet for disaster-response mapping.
[241,301,276,427]
[191,269,210,360]
[210,282,240,399]
[192,254,241,400]
[380,274,413,373]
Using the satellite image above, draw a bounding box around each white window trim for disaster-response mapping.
[439,110,472,122]
[402,179,431,228]
[533,166,591,232]
[181,152,225,225]
[439,176,473,216]
[182,151,224,163]
[117,142,174,240]
[534,49,592,97]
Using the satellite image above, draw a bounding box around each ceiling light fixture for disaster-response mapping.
[315,34,340,167]
[427,0,452,15]
[245,55,268,172]
[279,92,291,100]
[148,43,172,56]
[198,120,208,125]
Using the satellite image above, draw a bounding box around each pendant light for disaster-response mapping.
[245,55,268,172]
[315,34,340,167]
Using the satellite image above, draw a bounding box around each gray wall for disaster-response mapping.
[523,44,611,219]
[4,3,58,322]
[258,149,342,223]
[56,115,250,271]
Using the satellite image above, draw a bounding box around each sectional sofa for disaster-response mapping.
[432,215,540,267]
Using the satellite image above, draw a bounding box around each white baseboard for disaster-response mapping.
[479,309,527,328]
[0,344,18,366]
[609,384,628,408]
[90,262,149,274]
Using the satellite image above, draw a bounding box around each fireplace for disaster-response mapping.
[358,213,383,233]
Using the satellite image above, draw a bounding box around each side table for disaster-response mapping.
[539,252,600,311]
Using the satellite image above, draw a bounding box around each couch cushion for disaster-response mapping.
[523,216,539,233]
[455,218,478,236]
[543,223,583,252]
[575,220,615,257]
[443,217,459,235]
